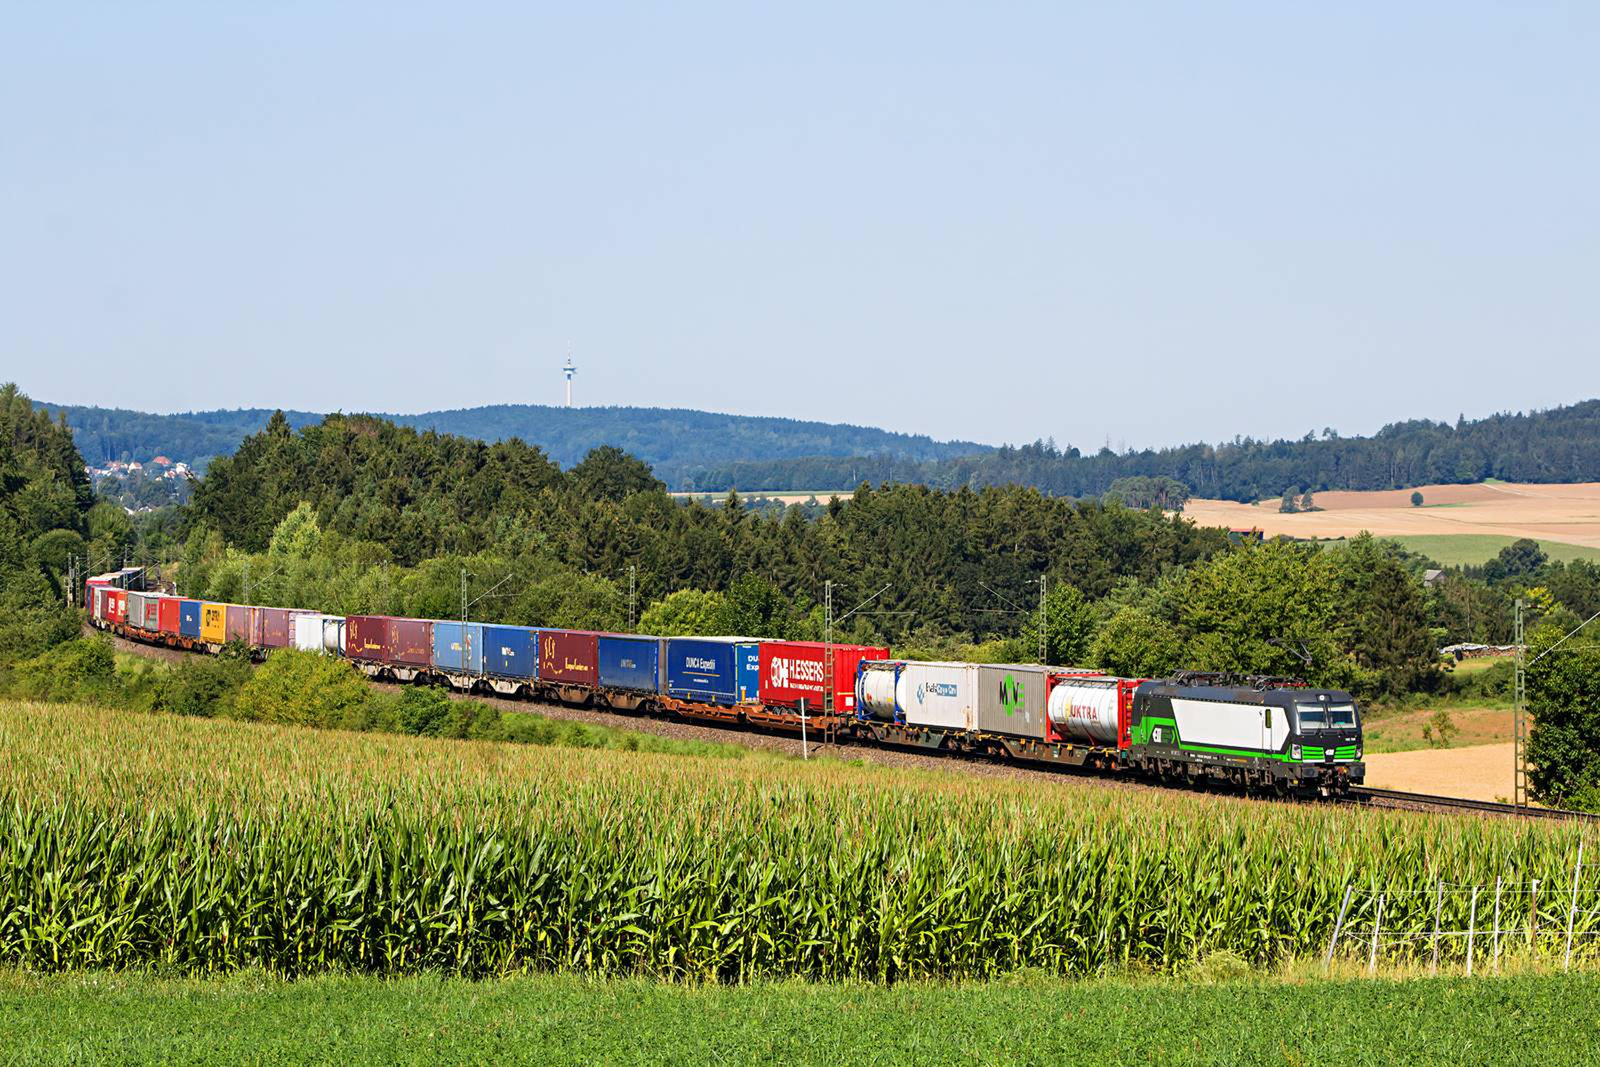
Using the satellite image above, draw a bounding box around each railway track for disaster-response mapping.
[96,626,1600,822]
[1349,785,1600,822]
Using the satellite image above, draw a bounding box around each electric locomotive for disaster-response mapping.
[1128,672,1363,795]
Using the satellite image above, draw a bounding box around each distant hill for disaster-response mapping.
[690,399,1600,502]
[33,401,989,486]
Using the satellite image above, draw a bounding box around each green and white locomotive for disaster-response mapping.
[1128,673,1364,795]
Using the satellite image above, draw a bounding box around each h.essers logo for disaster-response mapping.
[769,656,825,689]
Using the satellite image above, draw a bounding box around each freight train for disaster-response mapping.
[83,571,1364,796]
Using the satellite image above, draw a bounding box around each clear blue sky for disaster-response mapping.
[3,4,1595,449]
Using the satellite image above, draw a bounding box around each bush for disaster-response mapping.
[234,648,374,729]
[155,650,253,719]
[5,636,117,703]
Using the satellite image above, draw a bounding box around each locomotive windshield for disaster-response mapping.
[1295,702,1358,731]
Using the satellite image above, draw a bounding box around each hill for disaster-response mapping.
[33,401,987,485]
[693,399,1600,501]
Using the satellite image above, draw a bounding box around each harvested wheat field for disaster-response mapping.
[1183,481,1600,562]
[1363,742,1515,803]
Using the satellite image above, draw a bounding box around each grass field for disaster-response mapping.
[1391,534,1600,566]
[4,699,1597,982]
[3,969,1597,1065]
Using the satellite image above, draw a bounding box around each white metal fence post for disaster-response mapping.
[1325,884,1353,973]
[1467,886,1479,977]
[1566,839,1585,971]
[1431,880,1444,974]
[1493,878,1503,973]
[1368,894,1385,976]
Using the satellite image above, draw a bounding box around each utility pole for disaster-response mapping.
[1038,573,1048,665]
[1515,598,1527,808]
[628,565,637,631]
[242,558,250,605]
[461,567,470,671]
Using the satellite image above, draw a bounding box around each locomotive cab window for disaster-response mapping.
[1297,703,1357,731]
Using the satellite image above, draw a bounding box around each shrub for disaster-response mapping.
[5,636,117,703]
[155,650,253,719]
[235,648,374,729]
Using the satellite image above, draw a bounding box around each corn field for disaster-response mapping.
[0,700,1593,980]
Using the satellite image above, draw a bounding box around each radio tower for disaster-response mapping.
[563,350,576,408]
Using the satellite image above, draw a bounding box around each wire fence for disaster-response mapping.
[1324,841,1600,975]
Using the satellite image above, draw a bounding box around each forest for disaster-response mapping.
[7,384,1600,711]
[36,400,984,483]
[692,399,1600,501]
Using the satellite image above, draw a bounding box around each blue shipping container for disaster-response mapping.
[179,599,202,639]
[665,638,761,705]
[483,625,537,679]
[597,635,663,693]
[432,621,484,675]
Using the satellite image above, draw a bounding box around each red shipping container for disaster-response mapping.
[758,641,891,713]
[389,618,433,666]
[255,607,292,649]
[225,604,251,643]
[346,615,395,661]
[158,597,182,635]
[539,629,599,685]
[108,589,127,624]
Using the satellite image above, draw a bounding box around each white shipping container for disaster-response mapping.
[899,662,979,731]
[292,613,325,652]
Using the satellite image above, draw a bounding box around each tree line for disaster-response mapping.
[689,399,1600,501]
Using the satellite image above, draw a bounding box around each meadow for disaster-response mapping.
[3,968,1597,1065]
[2,699,1597,982]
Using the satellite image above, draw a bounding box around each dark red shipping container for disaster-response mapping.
[225,604,251,643]
[758,641,891,714]
[255,607,292,649]
[539,629,599,686]
[390,618,433,666]
[158,597,182,635]
[346,615,394,661]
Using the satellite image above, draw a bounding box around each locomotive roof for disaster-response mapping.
[1137,680,1355,705]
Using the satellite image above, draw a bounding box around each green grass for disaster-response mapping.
[1390,534,1600,566]
[2,970,1597,1065]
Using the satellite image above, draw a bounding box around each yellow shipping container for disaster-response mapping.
[200,602,229,644]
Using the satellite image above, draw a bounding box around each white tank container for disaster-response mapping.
[1047,677,1121,745]
[322,615,346,656]
[857,662,902,720]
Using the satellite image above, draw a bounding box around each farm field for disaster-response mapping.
[1364,742,1516,803]
[3,698,1598,983]
[4,969,1598,1066]
[1182,481,1600,563]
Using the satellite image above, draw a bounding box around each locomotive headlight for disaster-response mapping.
[1355,744,1362,760]
[1291,744,1302,760]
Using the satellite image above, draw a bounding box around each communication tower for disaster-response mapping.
[564,352,576,408]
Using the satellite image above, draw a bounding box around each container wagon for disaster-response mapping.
[753,640,888,731]
[595,634,665,712]
[663,637,761,719]
[539,629,600,704]
[482,624,538,696]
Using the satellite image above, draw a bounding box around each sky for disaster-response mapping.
[2,3,1595,450]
